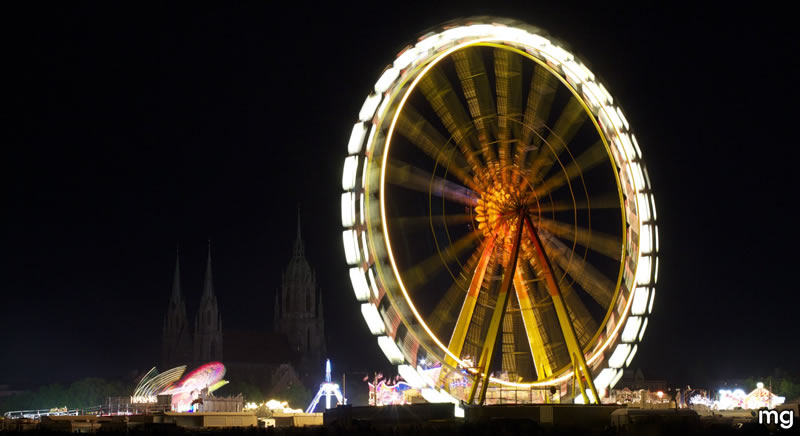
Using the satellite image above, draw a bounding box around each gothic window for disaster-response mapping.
[306,291,311,312]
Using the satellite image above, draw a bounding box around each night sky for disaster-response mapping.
[3,3,798,390]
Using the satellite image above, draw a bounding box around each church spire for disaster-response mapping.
[296,208,302,241]
[293,209,305,258]
[203,239,214,298]
[171,245,181,301]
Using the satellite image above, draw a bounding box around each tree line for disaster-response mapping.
[1,378,132,413]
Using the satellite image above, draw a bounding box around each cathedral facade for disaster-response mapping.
[160,215,327,391]
[161,242,223,369]
[274,215,327,382]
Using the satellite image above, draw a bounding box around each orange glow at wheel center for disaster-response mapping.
[474,180,528,253]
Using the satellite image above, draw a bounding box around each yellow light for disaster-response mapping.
[359,93,382,122]
[348,123,368,154]
[398,364,425,388]
[594,368,617,391]
[359,192,366,226]
[650,193,658,221]
[616,107,630,130]
[342,230,360,265]
[361,303,385,335]
[374,67,400,94]
[608,343,631,368]
[377,336,404,364]
[350,267,370,301]
[631,287,650,316]
[604,105,626,133]
[582,81,602,108]
[637,193,651,222]
[393,47,419,70]
[622,135,639,163]
[367,268,380,299]
[342,156,359,190]
[341,193,356,228]
[640,224,653,254]
[626,344,638,368]
[542,44,572,66]
[598,83,614,105]
[653,257,659,284]
[635,255,651,286]
[648,288,656,314]
[621,316,642,343]
[610,368,624,388]
[638,318,648,341]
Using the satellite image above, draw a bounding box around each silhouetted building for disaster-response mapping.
[194,241,223,363]
[161,250,192,368]
[274,213,327,384]
[160,214,327,393]
[161,242,223,368]
[616,368,667,392]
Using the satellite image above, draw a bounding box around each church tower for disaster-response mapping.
[275,213,327,380]
[162,248,192,368]
[194,241,223,363]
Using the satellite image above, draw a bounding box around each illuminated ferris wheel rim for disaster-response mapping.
[342,18,658,396]
[379,41,622,388]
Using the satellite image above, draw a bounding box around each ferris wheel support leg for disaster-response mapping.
[522,215,599,404]
[467,211,525,405]
[440,236,497,388]
[513,269,552,380]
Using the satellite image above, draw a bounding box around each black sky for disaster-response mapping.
[2,3,798,389]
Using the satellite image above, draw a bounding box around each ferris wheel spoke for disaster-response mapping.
[396,105,480,192]
[532,193,620,214]
[513,64,558,184]
[550,261,599,348]
[529,140,607,199]
[532,216,621,261]
[494,48,523,184]
[526,98,586,183]
[428,245,483,336]
[512,266,552,380]
[394,214,474,233]
[444,235,497,369]
[386,160,479,207]
[420,68,486,175]
[453,47,498,166]
[400,231,480,291]
[537,229,614,309]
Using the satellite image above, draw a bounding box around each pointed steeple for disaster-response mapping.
[195,239,222,363]
[203,239,214,298]
[296,208,302,240]
[171,245,182,302]
[293,208,305,258]
[163,244,190,368]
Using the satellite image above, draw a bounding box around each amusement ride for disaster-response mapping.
[341,17,659,405]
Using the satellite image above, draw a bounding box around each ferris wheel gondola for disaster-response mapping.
[341,18,658,405]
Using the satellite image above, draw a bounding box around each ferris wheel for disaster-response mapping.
[341,18,658,405]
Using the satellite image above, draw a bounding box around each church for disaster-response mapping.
[160,214,327,394]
